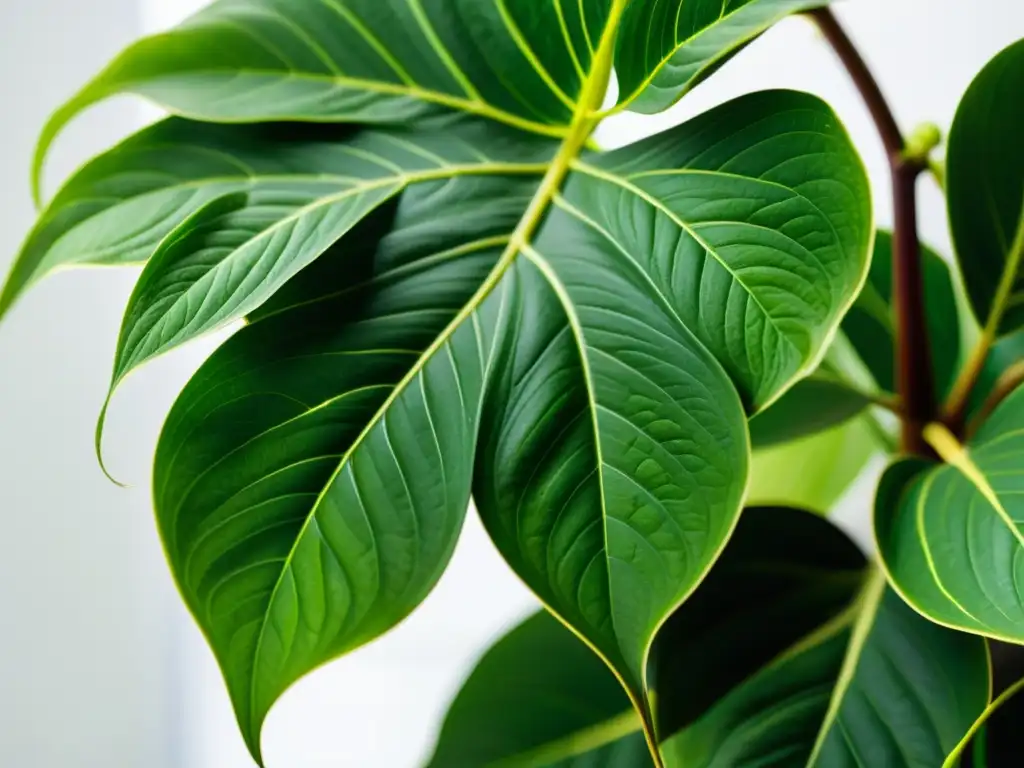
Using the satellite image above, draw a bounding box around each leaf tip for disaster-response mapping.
[95,391,129,488]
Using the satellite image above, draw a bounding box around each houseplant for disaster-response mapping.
[2,0,1022,765]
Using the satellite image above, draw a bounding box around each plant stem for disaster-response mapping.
[809,8,936,455]
[966,361,1024,439]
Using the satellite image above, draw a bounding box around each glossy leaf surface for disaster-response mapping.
[474,91,870,712]
[876,383,1024,642]
[427,610,648,767]
[842,230,961,397]
[947,38,1024,335]
[102,121,550,400]
[33,0,613,187]
[615,0,831,114]
[2,117,552,320]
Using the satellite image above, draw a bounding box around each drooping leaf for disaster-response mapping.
[426,610,649,768]
[748,415,880,513]
[947,38,1024,336]
[842,230,962,397]
[748,375,873,448]
[33,0,615,196]
[614,0,832,114]
[1,116,552,320]
[876,383,1024,642]
[12,0,873,760]
[474,90,871,723]
[100,120,550,414]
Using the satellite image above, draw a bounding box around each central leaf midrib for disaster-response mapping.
[245,0,631,738]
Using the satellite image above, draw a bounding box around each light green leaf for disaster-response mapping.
[1,116,551,321]
[876,383,1024,642]
[474,90,870,729]
[98,120,550,427]
[947,38,1024,337]
[749,375,873,448]
[426,610,650,768]
[614,0,832,114]
[842,230,962,398]
[748,415,880,514]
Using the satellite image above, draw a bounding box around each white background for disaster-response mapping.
[1,1,1022,766]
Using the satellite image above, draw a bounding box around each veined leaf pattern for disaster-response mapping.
[4,0,874,763]
[877,383,1024,643]
[615,0,833,114]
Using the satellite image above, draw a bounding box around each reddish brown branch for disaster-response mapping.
[809,8,936,454]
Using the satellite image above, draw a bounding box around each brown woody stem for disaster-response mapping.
[809,8,936,455]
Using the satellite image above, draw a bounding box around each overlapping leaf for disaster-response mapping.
[615,0,832,114]
[474,90,870,719]
[432,509,988,767]
[7,1,874,763]
[426,610,649,767]
[876,383,1024,642]
[947,38,1024,336]
[32,0,616,195]
[749,374,873,448]
[1,117,552,319]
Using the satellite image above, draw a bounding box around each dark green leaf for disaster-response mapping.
[749,375,873,448]
[154,179,526,762]
[33,0,616,194]
[951,642,1024,768]
[99,121,550,420]
[947,38,1024,336]
[1,117,552,320]
[614,0,832,114]
[663,573,989,767]
[876,383,1024,642]
[426,610,649,767]
[474,91,870,721]
[649,506,867,742]
[842,230,962,397]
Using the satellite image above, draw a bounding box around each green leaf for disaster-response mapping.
[748,415,880,513]
[614,0,832,114]
[947,38,1024,337]
[968,329,1024,421]
[426,610,650,767]
[749,375,873,448]
[153,179,526,762]
[946,642,1024,767]
[663,572,989,767]
[648,506,867,743]
[876,382,1024,642]
[842,230,962,397]
[13,1,871,760]
[1,116,552,321]
[474,90,870,726]
[97,120,551,438]
[32,0,619,196]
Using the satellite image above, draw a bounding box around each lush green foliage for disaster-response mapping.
[3,1,1023,766]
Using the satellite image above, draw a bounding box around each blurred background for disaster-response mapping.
[1,0,1022,765]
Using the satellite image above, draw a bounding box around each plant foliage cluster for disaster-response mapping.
[3,1,1023,765]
